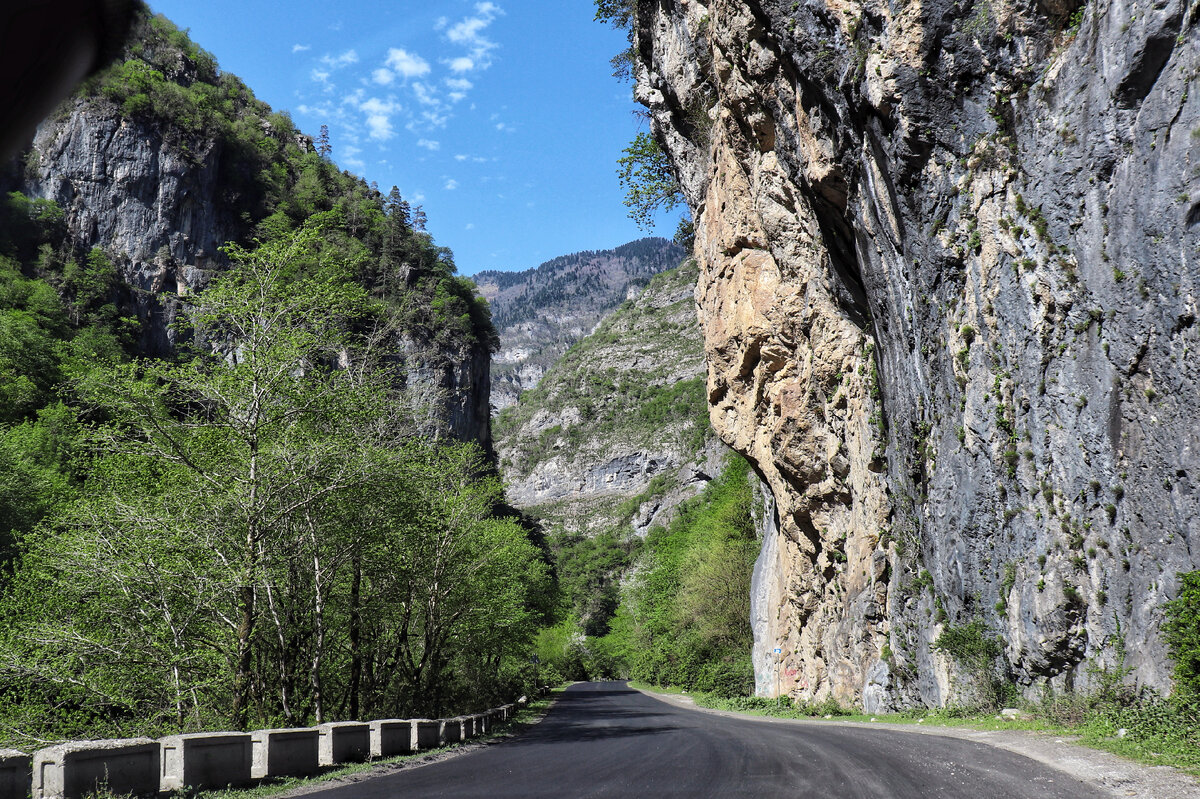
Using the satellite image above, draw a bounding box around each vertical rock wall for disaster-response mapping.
[633,0,1200,708]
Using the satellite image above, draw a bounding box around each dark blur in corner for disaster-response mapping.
[0,0,137,161]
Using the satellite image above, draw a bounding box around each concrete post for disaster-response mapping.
[368,720,414,758]
[159,732,252,792]
[317,722,370,766]
[1,750,31,799]
[437,718,461,746]
[32,738,159,799]
[412,720,440,751]
[250,728,319,780]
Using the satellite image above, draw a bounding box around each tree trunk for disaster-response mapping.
[349,554,362,719]
[231,582,256,729]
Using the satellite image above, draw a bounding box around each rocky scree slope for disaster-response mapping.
[3,10,494,448]
[629,0,1200,710]
[474,237,683,411]
[494,258,726,536]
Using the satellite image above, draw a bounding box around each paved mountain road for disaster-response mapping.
[305,681,1099,798]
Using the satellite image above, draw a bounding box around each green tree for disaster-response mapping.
[617,132,682,230]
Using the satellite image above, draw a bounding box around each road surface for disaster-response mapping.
[305,681,1099,798]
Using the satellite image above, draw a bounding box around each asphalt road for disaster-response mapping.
[306,681,1100,798]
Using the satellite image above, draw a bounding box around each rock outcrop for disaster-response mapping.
[495,259,726,536]
[631,0,1200,708]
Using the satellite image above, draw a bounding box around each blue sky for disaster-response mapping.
[146,0,678,275]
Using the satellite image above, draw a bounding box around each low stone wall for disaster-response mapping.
[413,719,441,750]
[317,722,370,767]
[250,728,319,780]
[439,718,462,746]
[9,691,548,798]
[1,750,32,799]
[33,738,159,799]
[160,732,253,791]
[368,719,413,758]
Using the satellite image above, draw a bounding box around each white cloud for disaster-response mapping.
[347,96,402,141]
[455,154,468,161]
[384,48,431,79]
[342,145,365,170]
[321,49,359,68]
[444,178,458,190]
[445,77,473,91]
[417,138,440,151]
[359,96,400,116]
[292,44,310,53]
[434,16,448,30]
[444,2,504,70]
[366,115,394,140]
[371,68,394,85]
[465,223,475,230]
[421,109,450,127]
[411,82,440,106]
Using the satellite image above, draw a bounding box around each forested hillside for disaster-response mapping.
[473,237,683,410]
[0,7,547,747]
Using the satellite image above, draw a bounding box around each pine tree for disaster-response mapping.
[317,124,332,158]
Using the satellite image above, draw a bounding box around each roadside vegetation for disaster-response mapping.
[0,10,540,750]
[0,222,550,749]
[533,456,760,698]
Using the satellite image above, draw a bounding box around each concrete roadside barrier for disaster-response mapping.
[250,728,319,780]
[500,703,515,720]
[159,732,252,791]
[33,738,159,799]
[369,719,414,758]
[413,720,440,751]
[437,718,461,746]
[317,722,369,766]
[1,750,31,799]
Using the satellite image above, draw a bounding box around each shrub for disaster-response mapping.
[1165,570,1200,704]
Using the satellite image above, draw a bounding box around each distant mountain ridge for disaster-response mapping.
[473,237,684,411]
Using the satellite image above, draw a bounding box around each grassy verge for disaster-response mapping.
[631,682,1200,776]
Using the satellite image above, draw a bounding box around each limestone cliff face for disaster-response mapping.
[13,99,491,450]
[633,0,1200,708]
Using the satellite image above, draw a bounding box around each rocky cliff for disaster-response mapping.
[494,258,726,536]
[628,0,1200,709]
[5,10,493,448]
[474,237,684,411]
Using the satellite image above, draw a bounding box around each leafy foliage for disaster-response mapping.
[602,456,759,696]
[0,226,545,745]
[617,133,683,230]
[934,620,1017,709]
[1165,570,1200,705]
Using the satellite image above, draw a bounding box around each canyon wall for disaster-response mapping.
[632,0,1200,708]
